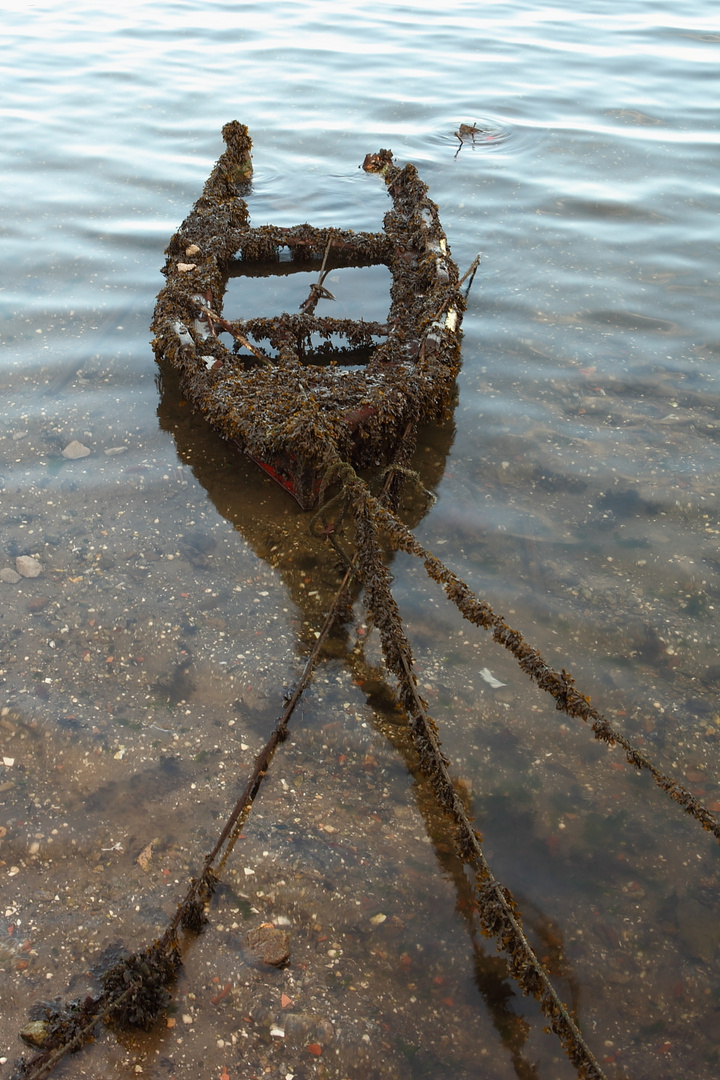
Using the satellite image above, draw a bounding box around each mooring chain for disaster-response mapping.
[349,489,607,1080]
[377,463,436,510]
[358,494,720,843]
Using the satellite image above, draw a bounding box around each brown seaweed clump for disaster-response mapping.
[101,941,181,1031]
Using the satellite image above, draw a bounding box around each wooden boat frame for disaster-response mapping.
[152,122,466,508]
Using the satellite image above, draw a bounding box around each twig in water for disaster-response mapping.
[458,252,482,296]
[299,236,336,314]
[199,305,271,366]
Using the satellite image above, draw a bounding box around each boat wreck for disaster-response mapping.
[151,121,465,508]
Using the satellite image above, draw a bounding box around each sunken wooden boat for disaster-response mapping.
[152,122,466,509]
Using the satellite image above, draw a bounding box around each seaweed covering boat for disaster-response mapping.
[152,122,466,508]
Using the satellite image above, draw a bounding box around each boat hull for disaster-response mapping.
[152,123,465,508]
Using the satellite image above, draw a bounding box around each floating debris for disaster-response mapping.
[479,667,506,689]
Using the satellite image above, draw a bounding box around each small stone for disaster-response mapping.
[369,913,386,926]
[20,1021,50,1048]
[247,924,290,967]
[0,568,21,584]
[283,1012,314,1038]
[176,262,197,273]
[16,556,42,578]
[136,838,158,873]
[62,440,91,459]
[27,596,50,612]
[104,446,128,455]
[314,1018,334,1045]
[185,244,201,256]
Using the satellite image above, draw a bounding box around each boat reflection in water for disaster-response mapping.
[156,358,581,1080]
[156,352,456,642]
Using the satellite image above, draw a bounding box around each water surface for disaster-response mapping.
[1,2,720,1077]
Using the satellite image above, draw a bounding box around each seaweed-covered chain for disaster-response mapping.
[348,477,608,1080]
[361,490,720,844]
[12,554,361,1080]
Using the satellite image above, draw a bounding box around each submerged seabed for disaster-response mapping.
[1,341,720,1078]
[2,0,720,1076]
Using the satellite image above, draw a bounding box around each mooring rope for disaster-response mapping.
[13,555,359,1080]
[354,486,720,843]
[349,481,607,1080]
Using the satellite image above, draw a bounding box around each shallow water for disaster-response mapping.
[1,2,720,1077]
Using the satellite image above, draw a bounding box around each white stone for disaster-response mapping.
[0,568,21,584]
[16,556,42,578]
[62,440,91,459]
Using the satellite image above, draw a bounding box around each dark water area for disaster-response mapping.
[1,2,720,1077]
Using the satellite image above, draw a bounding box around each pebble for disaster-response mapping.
[0,568,21,584]
[62,440,91,459]
[283,1013,314,1038]
[247,924,291,967]
[16,556,42,578]
[27,596,50,612]
[314,1018,335,1045]
[20,1021,49,1048]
